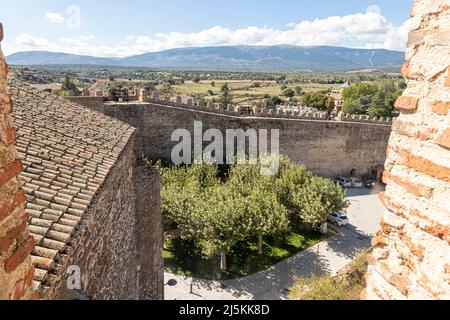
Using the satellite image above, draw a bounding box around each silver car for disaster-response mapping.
[327,212,349,226]
[350,177,363,188]
[334,177,352,188]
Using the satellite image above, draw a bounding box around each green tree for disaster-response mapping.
[342,99,363,115]
[227,159,289,255]
[143,81,156,93]
[61,75,81,96]
[193,77,201,83]
[302,92,334,112]
[292,176,349,226]
[283,88,296,98]
[160,82,174,97]
[219,83,233,107]
[211,81,216,87]
[342,83,378,102]
[295,86,303,96]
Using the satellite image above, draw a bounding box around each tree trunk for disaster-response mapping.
[220,251,227,272]
[257,233,263,255]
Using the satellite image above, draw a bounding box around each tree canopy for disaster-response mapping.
[302,92,335,112]
[160,156,348,271]
[342,81,403,117]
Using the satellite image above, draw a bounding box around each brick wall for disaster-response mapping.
[364,0,450,300]
[0,23,37,300]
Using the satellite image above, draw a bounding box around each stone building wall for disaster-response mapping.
[54,137,163,300]
[0,23,36,300]
[364,0,450,300]
[103,102,392,177]
[134,154,164,300]
[63,96,105,114]
[50,138,138,299]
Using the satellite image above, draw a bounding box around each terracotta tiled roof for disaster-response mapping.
[9,80,135,296]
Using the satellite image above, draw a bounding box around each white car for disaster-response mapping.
[350,177,363,188]
[334,177,352,188]
[327,212,349,226]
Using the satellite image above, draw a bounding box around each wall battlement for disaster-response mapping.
[102,100,392,178]
[136,91,394,125]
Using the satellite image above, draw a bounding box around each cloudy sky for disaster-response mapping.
[1,0,412,57]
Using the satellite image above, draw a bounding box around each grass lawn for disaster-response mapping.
[163,224,329,280]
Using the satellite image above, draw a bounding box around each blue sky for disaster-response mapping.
[0,0,413,57]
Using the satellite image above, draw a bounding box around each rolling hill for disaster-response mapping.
[6,45,405,72]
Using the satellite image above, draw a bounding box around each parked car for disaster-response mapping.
[350,177,363,188]
[327,212,349,226]
[365,179,376,189]
[334,177,352,188]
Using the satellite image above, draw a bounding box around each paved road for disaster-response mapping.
[164,185,385,300]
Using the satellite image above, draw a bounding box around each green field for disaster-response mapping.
[168,80,337,104]
[89,78,339,105]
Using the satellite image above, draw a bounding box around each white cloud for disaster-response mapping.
[9,7,411,58]
[45,12,65,24]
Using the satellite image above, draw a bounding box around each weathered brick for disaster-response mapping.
[0,190,25,221]
[9,280,24,300]
[395,96,419,112]
[401,62,423,80]
[5,236,35,273]
[445,68,450,87]
[436,128,450,149]
[392,119,436,141]
[430,101,450,115]
[380,192,450,243]
[23,265,35,289]
[0,214,28,252]
[367,255,411,296]
[382,171,434,199]
[1,127,16,144]
[388,146,450,182]
[0,159,22,187]
[372,234,389,248]
[367,0,450,301]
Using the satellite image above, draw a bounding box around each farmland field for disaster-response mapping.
[168,80,338,104]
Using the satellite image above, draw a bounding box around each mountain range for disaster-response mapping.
[6,45,405,72]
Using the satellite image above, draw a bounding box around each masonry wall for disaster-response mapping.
[52,137,163,300]
[0,23,36,300]
[63,96,104,114]
[134,155,164,300]
[103,102,392,177]
[364,0,450,300]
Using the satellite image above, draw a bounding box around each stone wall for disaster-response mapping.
[63,96,105,114]
[134,154,164,300]
[0,23,36,300]
[52,137,163,300]
[364,0,450,300]
[103,102,392,177]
